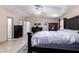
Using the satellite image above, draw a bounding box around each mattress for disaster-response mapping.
[31,30,79,51]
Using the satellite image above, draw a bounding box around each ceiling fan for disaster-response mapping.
[33,5,45,15]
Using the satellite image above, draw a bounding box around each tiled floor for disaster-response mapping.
[0,36,27,53]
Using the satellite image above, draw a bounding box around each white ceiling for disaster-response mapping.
[4,5,74,18]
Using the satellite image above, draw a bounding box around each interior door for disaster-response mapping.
[48,23,58,31]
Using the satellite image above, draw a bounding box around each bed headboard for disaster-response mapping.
[64,15,79,30]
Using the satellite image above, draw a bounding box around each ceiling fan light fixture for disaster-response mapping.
[33,5,44,15]
[34,5,43,9]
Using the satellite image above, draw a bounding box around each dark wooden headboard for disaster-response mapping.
[64,15,79,30]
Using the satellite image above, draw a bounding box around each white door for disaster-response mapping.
[23,21,30,36]
[8,17,13,39]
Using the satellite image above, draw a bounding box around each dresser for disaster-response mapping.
[31,26,42,34]
[14,25,23,38]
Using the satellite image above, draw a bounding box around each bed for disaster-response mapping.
[27,15,79,53]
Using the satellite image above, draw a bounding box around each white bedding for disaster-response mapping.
[31,29,79,46]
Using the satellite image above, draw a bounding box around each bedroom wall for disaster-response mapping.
[28,16,59,31]
[0,6,24,42]
[60,6,79,29]
[62,6,79,18]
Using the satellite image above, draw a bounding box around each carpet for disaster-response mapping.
[17,44,28,53]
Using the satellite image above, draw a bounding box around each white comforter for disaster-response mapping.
[31,29,79,46]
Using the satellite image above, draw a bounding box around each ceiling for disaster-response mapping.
[4,5,74,18]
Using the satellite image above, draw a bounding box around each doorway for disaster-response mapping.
[7,17,13,39]
[23,21,30,36]
[48,23,58,31]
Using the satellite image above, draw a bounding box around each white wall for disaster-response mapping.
[28,16,59,31]
[62,6,79,18]
[60,6,79,29]
[0,6,24,42]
